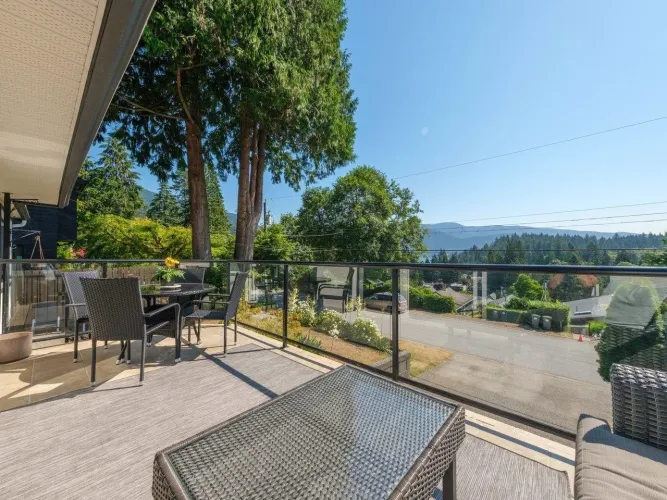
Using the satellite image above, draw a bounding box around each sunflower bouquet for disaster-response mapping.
[154,257,185,283]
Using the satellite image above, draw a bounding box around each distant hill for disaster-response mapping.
[423,222,636,251]
[137,187,236,230]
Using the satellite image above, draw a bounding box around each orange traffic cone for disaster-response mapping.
[578,334,583,342]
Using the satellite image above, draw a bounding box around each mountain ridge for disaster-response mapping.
[423,221,638,250]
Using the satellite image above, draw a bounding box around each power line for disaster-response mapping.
[425,218,667,235]
[442,200,667,224]
[392,116,667,180]
[426,211,667,234]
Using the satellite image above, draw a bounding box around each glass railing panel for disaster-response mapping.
[280,264,392,370]
[404,266,667,433]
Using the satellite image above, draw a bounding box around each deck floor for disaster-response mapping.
[0,329,570,500]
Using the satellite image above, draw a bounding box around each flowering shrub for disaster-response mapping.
[315,309,347,336]
[341,316,389,351]
[293,298,317,327]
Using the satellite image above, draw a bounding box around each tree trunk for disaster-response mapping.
[185,119,211,259]
[234,120,266,261]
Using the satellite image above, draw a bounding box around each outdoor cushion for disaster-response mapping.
[575,415,667,500]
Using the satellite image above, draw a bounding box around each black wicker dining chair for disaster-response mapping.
[62,269,99,363]
[181,272,247,351]
[80,277,180,386]
[173,267,206,285]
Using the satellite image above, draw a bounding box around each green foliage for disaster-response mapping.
[77,215,192,259]
[522,301,570,331]
[341,316,391,352]
[295,166,425,262]
[409,286,457,313]
[510,274,543,300]
[315,309,346,336]
[293,298,317,327]
[78,138,144,219]
[153,266,185,282]
[550,275,592,302]
[588,320,606,335]
[453,233,663,266]
[296,333,322,349]
[206,163,230,234]
[147,179,182,226]
[505,297,570,331]
[596,281,665,380]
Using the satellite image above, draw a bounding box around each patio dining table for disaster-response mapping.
[153,365,465,500]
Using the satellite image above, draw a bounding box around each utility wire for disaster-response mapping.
[426,211,667,234]
[392,116,667,180]
[445,200,667,224]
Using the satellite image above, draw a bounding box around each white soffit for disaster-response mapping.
[0,0,108,206]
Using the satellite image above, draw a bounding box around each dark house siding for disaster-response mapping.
[14,181,81,259]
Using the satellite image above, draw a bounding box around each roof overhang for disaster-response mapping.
[0,0,156,207]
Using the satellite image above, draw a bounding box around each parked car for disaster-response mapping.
[365,292,407,313]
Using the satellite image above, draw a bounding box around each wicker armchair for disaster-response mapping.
[182,272,247,351]
[173,267,206,285]
[575,363,667,499]
[62,269,99,363]
[81,277,180,386]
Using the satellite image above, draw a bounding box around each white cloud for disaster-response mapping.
[421,127,429,136]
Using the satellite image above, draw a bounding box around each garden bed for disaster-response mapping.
[237,305,451,378]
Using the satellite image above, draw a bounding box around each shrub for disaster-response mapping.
[510,274,543,300]
[315,309,346,336]
[296,333,323,349]
[588,320,606,335]
[505,297,570,331]
[341,316,390,352]
[522,300,570,332]
[409,286,456,313]
[293,299,317,327]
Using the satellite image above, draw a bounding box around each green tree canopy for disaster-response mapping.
[510,274,544,300]
[212,0,357,259]
[78,138,144,219]
[147,179,182,226]
[102,0,236,258]
[293,166,425,262]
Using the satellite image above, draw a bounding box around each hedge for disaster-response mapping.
[502,297,571,332]
[409,286,457,313]
[485,305,523,324]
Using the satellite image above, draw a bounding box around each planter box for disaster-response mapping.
[0,331,32,363]
[371,350,411,378]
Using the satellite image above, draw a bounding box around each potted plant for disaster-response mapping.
[153,257,185,288]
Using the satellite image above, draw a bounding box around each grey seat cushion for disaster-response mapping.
[575,415,667,500]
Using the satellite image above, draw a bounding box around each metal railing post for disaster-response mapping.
[0,262,6,334]
[282,264,289,348]
[102,263,108,278]
[391,267,399,380]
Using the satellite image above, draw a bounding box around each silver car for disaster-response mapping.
[365,292,407,313]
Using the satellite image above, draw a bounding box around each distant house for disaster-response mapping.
[563,295,612,323]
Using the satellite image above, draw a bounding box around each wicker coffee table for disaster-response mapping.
[153,365,465,499]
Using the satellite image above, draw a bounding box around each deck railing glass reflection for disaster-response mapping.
[3,258,667,438]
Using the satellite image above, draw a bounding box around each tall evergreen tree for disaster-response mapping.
[147,179,181,226]
[205,163,230,234]
[78,137,144,219]
[172,168,190,227]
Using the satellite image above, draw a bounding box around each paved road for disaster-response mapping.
[360,309,605,386]
[350,309,610,432]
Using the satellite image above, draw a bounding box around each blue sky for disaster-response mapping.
[130,1,667,234]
